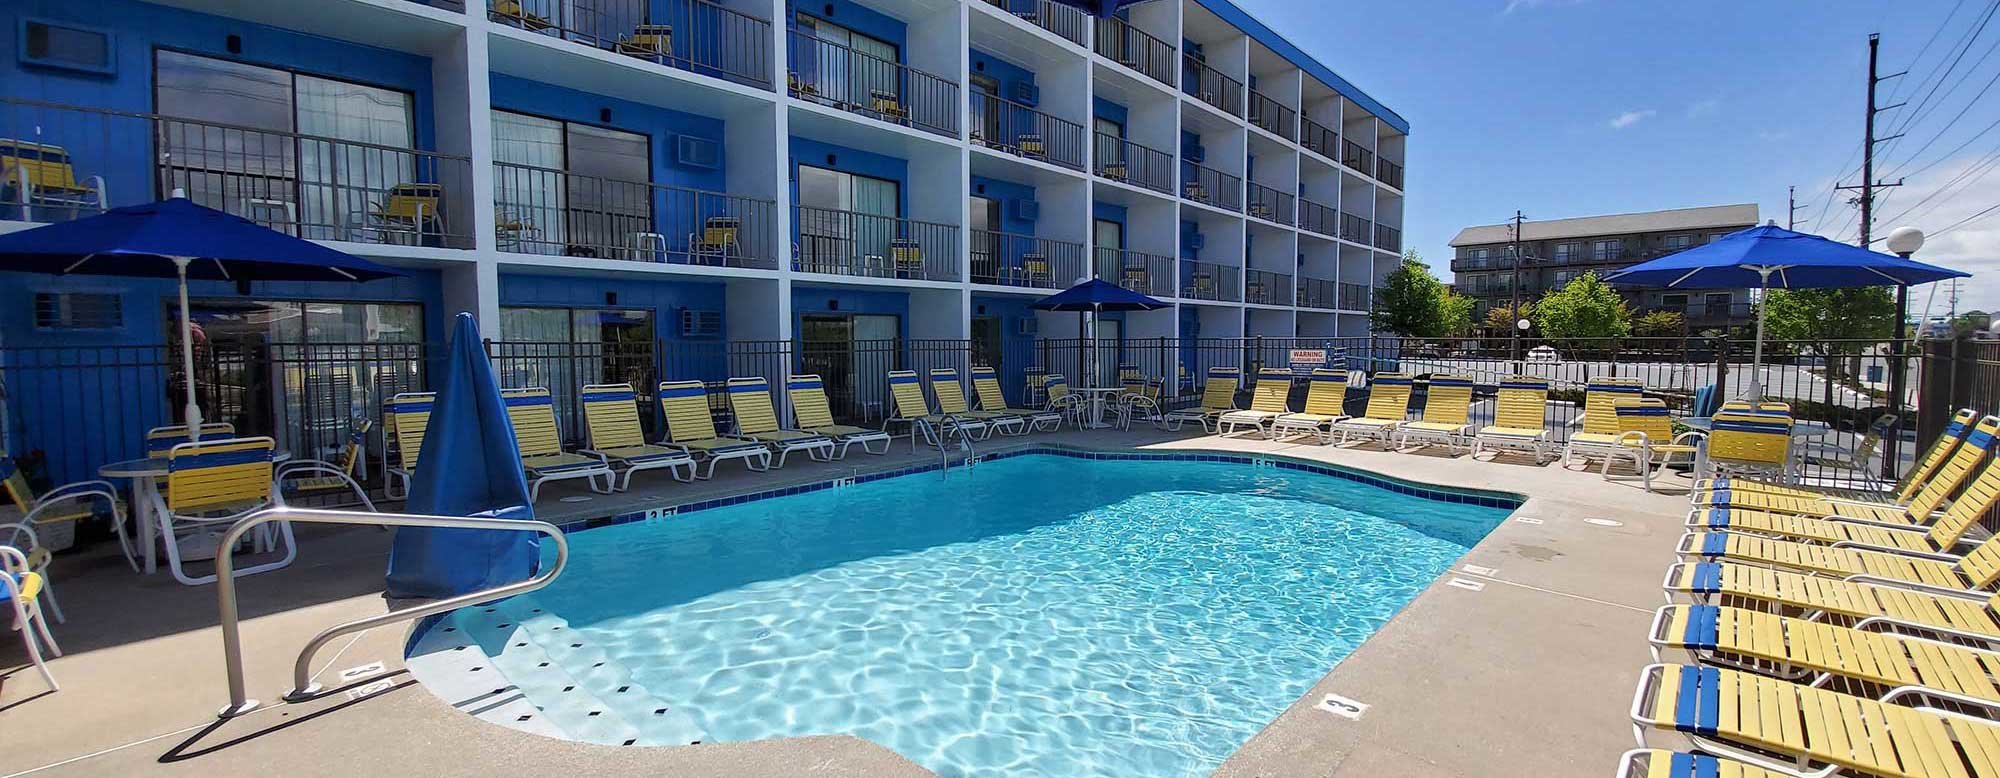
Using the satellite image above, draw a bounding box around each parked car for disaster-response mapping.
[1527,345,1561,362]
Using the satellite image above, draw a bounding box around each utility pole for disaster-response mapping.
[1838,33,1905,246]
[1787,185,1805,230]
[1508,210,1525,366]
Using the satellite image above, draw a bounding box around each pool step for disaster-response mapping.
[449,603,655,746]
[498,596,710,746]
[404,619,570,742]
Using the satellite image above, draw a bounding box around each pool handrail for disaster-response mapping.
[213,506,568,718]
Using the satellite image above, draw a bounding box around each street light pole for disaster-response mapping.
[1508,210,1524,365]
[1884,226,1925,481]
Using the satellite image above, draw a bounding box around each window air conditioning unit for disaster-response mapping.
[675,135,721,169]
[1009,198,1039,222]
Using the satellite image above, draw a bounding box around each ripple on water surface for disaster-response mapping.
[512,455,1510,777]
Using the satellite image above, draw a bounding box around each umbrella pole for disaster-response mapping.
[175,257,205,439]
[1749,268,1770,401]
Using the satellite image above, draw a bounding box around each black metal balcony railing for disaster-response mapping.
[490,161,774,266]
[1295,276,1337,309]
[980,0,1089,48]
[1374,223,1401,252]
[793,205,959,281]
[1339,211,1370,244]
[971,229,1085,289]
[1646,302,1757,323]
[1247,90,1295,141]
[1300,116,1338,158]
[1096,16,1176,87]
[970,93,1086,171]
[1,98,475,248]
[1298,197,1337,238]
[1245,181,1293,226]
[1180,261,1240,302]
[1181,161,1241,211]
[1182,55,1243,115]
[1341,138,1374,175]
[787,31,958,138]
[1244,269,1290,306]
[1339,281,1371,311]
[1095,246,1175,297]
[488,0,772,88]
[1376,158,1404,189]
[1093,132,1174,194]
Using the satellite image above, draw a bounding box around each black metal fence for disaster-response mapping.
[786,31,958,138]
[1248,90,1296,140]
[1094,132,1174,194]
[792,205,961,281]
[1299,198,1337,238]
[979,0,1089,47]
[1181,161,1242,211]
[1342,139,1375,175]
[492,161,778,267]
[488,0,772,88]
[1247,181,1294,226]
[1300,116,1339,159]
[1183,55,1243,115]
[971,93,1087,171]
[1096,16,1176,86]
[1340,211,1370,244]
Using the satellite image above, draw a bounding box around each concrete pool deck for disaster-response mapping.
[0,426,1689,777]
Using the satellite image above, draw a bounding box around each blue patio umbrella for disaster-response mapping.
[385,312,541,599]
[0,194,402,435]
[1032,278,1168,385]
[1602,223,1968,395]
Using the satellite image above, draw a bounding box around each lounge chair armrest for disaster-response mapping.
[1823,515,1929,533]
[1842,573,1989,598]
[1615,431,1648,447]
[1889,686,2000,722]
[31,481,121,516]
[1825,541,1959,561]
[1670,430,1706,446]
[276,459,343,477]
[1852,615,2000,649]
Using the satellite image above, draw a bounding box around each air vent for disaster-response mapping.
[1016,316,1038,335]
[1009,198,1039,222]
[675,135,721,169]
[34,291,122,330]
[679,309,722,338]
[1012,81,1039,107]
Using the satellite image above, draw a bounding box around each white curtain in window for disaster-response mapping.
[851,174,896,262]
[295,75,415,241]
[492,111,567,253]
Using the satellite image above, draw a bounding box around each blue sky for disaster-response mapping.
[1232,0,1998,317]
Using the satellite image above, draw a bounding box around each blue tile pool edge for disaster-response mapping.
[550,446,1527,537]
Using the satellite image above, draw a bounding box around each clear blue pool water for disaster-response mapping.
[442,454,1512,776]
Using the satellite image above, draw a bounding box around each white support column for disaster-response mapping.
[433,24,502,333]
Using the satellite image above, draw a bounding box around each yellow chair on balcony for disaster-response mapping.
[1183,181,1208,201]
[0,139,106,220]
[687,216,740,265]
[1017,133,1046,159]
[870,90,909,123]
[617,24,673,61]
[490,0,553,31]
[891,239,923,278]
[354,183,441,245]
[1022,253,1050,286]
[1100,161,1128,181]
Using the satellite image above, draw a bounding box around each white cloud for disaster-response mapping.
[1504,0,1586,13]
[1608,109,1657,129]
[1757,129,1791,142]
[1687,99,1720,118]
[1878,156,2000,314]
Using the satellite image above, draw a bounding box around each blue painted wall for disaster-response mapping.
[789,286,910,340]
[789,0,907,54]
[969,176,1036,234]
[1092,97,1128,131]
[498,273,728,344]
[968,48,1035,104]
[970,294,1037,404]
[788,137,908,213]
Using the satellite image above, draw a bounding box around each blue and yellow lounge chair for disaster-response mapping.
[1615,749,1787,778]
[1650,602,2000,711]
[277,418,378,512]
[1695,412,1795,485]
[579,383,695,489]
[1696,414,1999,526]
[1694,408,1980,506]
[787,375,891,456]
[1688,440,2000,552]
[149,436,291,586]
[1560,376,1644,466]
[384,392,435,500]
[1,545,58,692]
[502,388,614,501]
[1471,377,1553,462]
[970,367,1061,432]
[1663,560,2000,643]
[1676,526,2000,596]
[1217,368,1294,436]
[1332,373,1413,444]
[1164,367,1240,432]
[930,368,1023,436]
[1603,399,1705,492]
[1394,375,1477,451]
[888,369,986,449]
[1270,369,1349,443]
[145,422,237,458]
[726,377,836,467]
[1630,663,2000,778]
[657,381,771,479]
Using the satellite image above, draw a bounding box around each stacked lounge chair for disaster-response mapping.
[787,374,892,456]
[1270,369,1349,443]
[1331,373,1412,444]
[657,380,771,478]
[725,377,837,467]
[930,368,1023,436]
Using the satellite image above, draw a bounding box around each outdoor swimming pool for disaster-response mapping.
[410,453,1516,776]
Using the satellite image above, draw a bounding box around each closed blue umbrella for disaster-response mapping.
[385,312,540,599]
[1603,223,1968,395]
[0,195,403,435]
[1032,278,1168,386]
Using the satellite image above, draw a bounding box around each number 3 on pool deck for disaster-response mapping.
[1315,693,1368,720]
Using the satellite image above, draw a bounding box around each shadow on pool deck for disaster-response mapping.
[0,424,1692,778]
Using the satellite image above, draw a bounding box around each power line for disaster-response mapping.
[1882,54,2000,176]
[1877,134,2000,226]
[1876,0,2000,163]
[1927,194,2000,236]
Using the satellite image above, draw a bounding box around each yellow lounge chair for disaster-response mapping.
[146,422,237,458]
[970,366,1061,432]
[384,392,434,500]
[579,383,695,489]
[1651,603,2000,711]
[1604,399,1704,492]
[1664,560,2000,643]
[1,546,58,691]
[787,374,891,456]
[1630,663,2000,778]
[1614,749,1788,778]
[1693,408,1980,505]
[888,370,985,450]
[276,418,377,511]
[1698,414,1999,526]
[1689,440,2000,551]
[1696,412,1795,485]
[1270,369,1349,443]
[930,368,1022,436]
[1164,367,1240,432]
[1332,373,1413,444]
[1394,375,1476,451]
[657,381,771,479]
[502,388,614,501]
[1561,376,1644,466]
[725,377,837,467]
[1677,526,2000,596]
[1472,377,1553,462]
[150,437,291,586]
[1217,368,1293,436]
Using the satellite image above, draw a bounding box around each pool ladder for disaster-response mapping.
[929,414,978,478]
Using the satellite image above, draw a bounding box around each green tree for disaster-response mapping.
[1533,272,1630,343]
[1438,289,1475,337]
[1483,301,1531,333]
[1761,287,1898,391]
[1371,250,1452,337]
[1632,309,1687,338]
